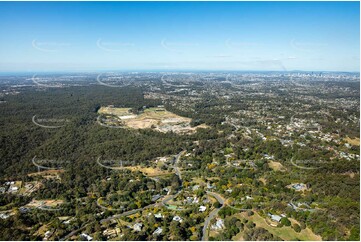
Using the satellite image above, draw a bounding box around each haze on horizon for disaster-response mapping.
[0,1,359,72]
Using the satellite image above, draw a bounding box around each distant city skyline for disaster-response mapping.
[0,1,359,72]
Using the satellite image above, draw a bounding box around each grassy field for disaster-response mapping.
[344,136,360,146]
[27,199,64,208]
[98,107,131,116]
[28,169,64,176]
[33,224,50,238]
[258,177,267,185]
[232,231,244,241]
[234,212,322,241]
[268,161,286,172]
[125,166,172,177]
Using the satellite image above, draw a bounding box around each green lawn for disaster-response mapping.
[234,212,322,241]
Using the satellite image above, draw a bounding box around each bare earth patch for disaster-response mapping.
[235,211,321,241]
[344,136,360,146]
[98,106,131,116]
[259,177,267,185]
[26,199,64,208]
[126,118,158,129]
[125,166,172,177]
[268,161,286,172]
[98,106,209,134]
[28,169,64,180]
[28,169,64,176]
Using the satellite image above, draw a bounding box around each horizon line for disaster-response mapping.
[0,69,359,75]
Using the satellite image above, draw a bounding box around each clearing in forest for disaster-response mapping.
[26,199,64,208]
[234,212,321,241]
[125,166,172,177]
[344,136,360,146]
[98,106,208,134]
[268,161,286,172]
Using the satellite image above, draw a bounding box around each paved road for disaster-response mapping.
[161,191,178,206]
[162,150,185,207]
[173,150,184,182]
[100,203,157,223]
[289,197,316,212]
[207,192,225,204]
[60,221,95,241]
[201,192,226,241]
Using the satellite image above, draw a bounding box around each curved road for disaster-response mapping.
[201,192,226,241]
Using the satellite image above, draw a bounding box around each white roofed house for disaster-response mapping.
[291,183,307,191]
[103,228,120,239]
[207,183,215,189]
[44,230,53,241]
[192,185,200,191]
[211,219,225,230]
[154,213,164,219]
[225,188,233,193]
[0,213,10,219]
[153,227,163,235]
[193,197,199,204]
[173,215,183,223]
[9,186,19,193]
[268,213,282,222]
[80,233,93,241]
[199,205,207,212]
[133,223,143,232]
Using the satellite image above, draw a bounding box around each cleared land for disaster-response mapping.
[28,169,64,177]
[98,107,132,116]
[234,212,321,241]
[28,170,64,181]
[98,106,208,134]
[344,136,360,146]
[125,166,172,177]
[268,161,286,172]
[26,199,64,208]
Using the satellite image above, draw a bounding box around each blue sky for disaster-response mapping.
[0,1,359,72]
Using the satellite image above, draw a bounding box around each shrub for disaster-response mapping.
[280,217,291,227]
[292,224,301,233]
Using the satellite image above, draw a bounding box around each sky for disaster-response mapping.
[0,1,359,72]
